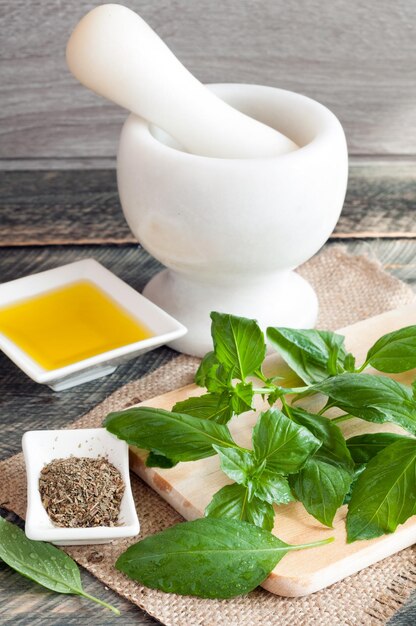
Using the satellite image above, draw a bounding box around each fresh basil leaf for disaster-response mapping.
[0,517,119,614]
[343,464,366,505]
[252,408,321,474]
[231,381,254,413]
[365,325,416,373]
[205,484,275,530]
[266,327,348,384]
[172,382,253,425]
[116,517,331,599]
[291,460,352,527]
[146,451,178,468]
[213,445,293,508]
[347,438,416,541]
[195,351,219,387]
[314,374,416,435]
[213,445,255,485]
[210,312,266,380]
[267,386,285,406]
[173,393,233,424]
[104,407,236,462]
[248,471,294,505]
[205,363,233,393]
[289,407,354,470]
[344,353,356,373]
[346,432,408,464]
[286,407,354,526]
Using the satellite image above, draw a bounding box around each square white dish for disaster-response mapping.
[0,259,187,390]
[23,428,140,545]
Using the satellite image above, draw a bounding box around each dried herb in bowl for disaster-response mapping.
[39,456,125,528]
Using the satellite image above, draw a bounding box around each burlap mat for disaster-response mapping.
[1,246,416,626]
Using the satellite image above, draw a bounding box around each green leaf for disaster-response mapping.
[146,451,178,468]
[205,363,233,394]
[252,408,321,474]
[344,352,356,372]
[287,407,354,526]
[104,407,236,462]
[347,438,416,541]
[195,351,219,386]
[365,325,416,373]
[172,382,253,425]
[173,393,233,424]
[314,374,416,435]
[213,445,294,508]
[266,327,348,384]
[0,517,119,614]
[291,460,352,527]
[267,386,285,406]
[346,432,408,464]
[231,381,254,414]
[343,464,366,504]
[116,517,332,599]
[210,312,266,380]
[213,445,255,485]
[205,484,275,530]
[289,407,354,471]
[247,471,294,505]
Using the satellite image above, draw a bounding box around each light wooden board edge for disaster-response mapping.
[128,301,416,596]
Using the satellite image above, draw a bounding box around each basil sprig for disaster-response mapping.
[105,312,416,598]
[0,517,119,614]
[204,408,319,529]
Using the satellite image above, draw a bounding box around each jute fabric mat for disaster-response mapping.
[1,246,416,626]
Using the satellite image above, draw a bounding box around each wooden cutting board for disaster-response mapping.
[129,302,416,596]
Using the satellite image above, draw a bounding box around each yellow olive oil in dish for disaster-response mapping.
[0,280,152,370]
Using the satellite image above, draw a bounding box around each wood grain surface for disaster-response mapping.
[0,166,415,624]
[0,163,415,246]
[1,0,415,161]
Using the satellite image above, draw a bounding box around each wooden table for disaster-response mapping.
[0,163,415,625]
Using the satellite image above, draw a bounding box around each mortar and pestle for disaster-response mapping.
[67,4,348,356]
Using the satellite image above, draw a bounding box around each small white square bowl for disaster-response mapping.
[0,259,187,390]
[23,428,140,545]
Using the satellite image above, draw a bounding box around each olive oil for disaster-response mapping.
[0,280,152,370]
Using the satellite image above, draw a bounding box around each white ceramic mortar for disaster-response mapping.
[117,84,348,356]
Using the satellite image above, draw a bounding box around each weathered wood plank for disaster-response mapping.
[332,162,416,238]
[0,1,415,160]
[0,164,414,246]
[344,239,416,291]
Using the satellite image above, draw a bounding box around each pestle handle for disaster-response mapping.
[66,4,298,158]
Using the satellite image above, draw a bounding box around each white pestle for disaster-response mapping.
[66,4,298,158]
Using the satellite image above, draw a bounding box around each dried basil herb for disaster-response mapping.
[39,456,125,528]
